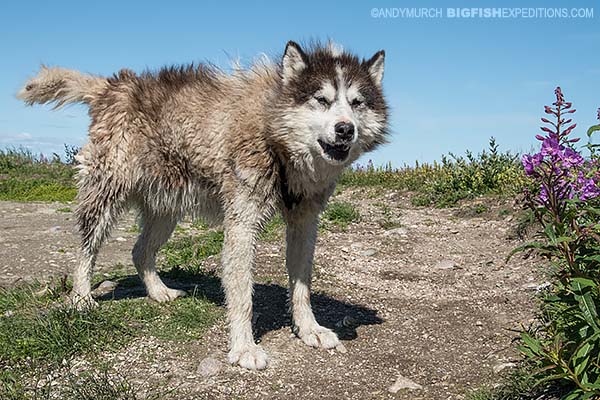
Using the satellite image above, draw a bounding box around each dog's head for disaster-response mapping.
[274,41,388,166]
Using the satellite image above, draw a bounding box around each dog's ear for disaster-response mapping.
[365,50,385,87]
[282,41,307,85]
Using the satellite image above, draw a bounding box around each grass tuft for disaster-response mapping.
[160,230,224,273]
[322,201,360,230]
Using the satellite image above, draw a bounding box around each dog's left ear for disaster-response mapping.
[282,41,307,85]
[365,50,385,87]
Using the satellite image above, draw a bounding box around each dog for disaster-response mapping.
[18,41,389,369]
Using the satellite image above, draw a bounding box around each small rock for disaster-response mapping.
[48,226,61,233]
[98,280,118,290]
[435,260,457,270]
[92,280,118,296]
[524,282,551,292]
[475,321,483,327]
[361,248,377,257]
[384,227,408,237]
[388,375,423,393]
[3,310,14,317]
[335,343,347,354]
[493,362,516,374]
[115,237,127,242]
[197,357,223,377]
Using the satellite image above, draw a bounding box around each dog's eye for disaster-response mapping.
[315,96,331,106]
[351,98,364,107]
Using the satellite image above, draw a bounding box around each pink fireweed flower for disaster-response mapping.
[522,153,543,176]
[562,147,584,168]
[545,106,558,116]
[540,136,561,157]
[524,87,600,205]
[554,87,565,106]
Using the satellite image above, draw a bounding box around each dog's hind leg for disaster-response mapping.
[71,181,128,309]
[222,195,269,370]
[284,200,340,349]
[132,211,187,302]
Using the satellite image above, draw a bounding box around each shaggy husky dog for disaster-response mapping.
[18,41,388,369]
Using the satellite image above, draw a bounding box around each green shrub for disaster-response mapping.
[511,90,600,398]
[340,137,527,207]
[322,201,360,229]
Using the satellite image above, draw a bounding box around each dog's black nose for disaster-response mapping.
[334,122,355,142]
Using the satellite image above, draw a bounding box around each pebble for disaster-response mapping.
[435,259,458,270]
[92,280,118,296]
[383,227,408,237]
[48,226,61,233]
[388,374,423,393]
[524,282,551,292]
[335,343,347,353]
[493,362,516,374]
[115,237,127,242]
[197,357,223,377]
[361,248,377,257]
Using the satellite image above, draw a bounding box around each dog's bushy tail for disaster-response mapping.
[17,66,107,108]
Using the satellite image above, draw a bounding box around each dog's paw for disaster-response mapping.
[228,344,269,370]
[68,292,98,311]
[297,325,340,349]
[147,286,187,303]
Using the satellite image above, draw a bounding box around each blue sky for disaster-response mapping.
[1,0,599,166]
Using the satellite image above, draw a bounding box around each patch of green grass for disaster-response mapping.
[322,201,360,230]
[56,206,72,213]
[127,224,141,234]
[260,214,285,242]
[0,282,220,365]
[160,230,224,273]
[0,147,77,202]
[0,178,77,202]
[152,292,221,341]
[474,204,489,214]
[466,366,538,400]
[191,219,209,230]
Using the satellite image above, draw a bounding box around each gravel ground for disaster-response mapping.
[0,188,544,399]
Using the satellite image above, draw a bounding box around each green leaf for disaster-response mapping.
[587,124,600,138]
[506,241,555,261]
[572,277,597,290]
[561,389,586,400]
[534,373,568,388]
[521,332,543,356]
[571,280,600,333]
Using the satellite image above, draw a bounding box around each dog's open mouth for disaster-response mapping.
[318,140,350,161]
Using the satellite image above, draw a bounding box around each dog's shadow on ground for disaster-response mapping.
[94,268,383,341]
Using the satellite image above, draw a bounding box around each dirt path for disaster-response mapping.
[0,189,542,399]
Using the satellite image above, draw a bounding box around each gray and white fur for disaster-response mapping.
[17,41,389,369]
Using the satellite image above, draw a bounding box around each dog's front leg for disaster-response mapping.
[221,199,268,370]
[285,204,340,349]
